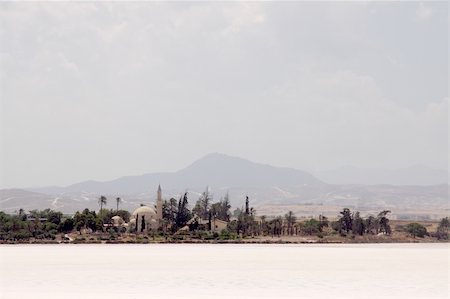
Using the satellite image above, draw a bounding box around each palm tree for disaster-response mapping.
[98,195,107,213]
[377,210,391,235]
[116,197,121,212]
[284,211,296,235]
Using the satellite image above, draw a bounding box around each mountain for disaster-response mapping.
[315,165,449,186]
[0,189,52,213]
[0,153,448,219]
[32,153,324,195]
[0,188,153,214]
[177,153,323,188]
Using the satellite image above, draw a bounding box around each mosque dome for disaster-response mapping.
[132,205,156,217]
[131,205,158,232]
[111,215,124,226]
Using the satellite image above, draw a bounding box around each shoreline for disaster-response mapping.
[1,238,447,245]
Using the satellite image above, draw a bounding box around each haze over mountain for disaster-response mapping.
[0,153,448,219]
[315,165,449,186]
[1,2,448,190]
[30,153,324,195]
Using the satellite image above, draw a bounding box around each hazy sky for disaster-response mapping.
[0,2,448,188]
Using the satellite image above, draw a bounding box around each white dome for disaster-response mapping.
[132,205,156,217]
[111,216,124,225]
[132,205,158,232]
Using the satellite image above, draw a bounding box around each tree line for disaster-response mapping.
[0,189,449,241]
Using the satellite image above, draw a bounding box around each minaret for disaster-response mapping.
[156,184,163,221]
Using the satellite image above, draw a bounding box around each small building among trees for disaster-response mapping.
[180,214,229,233]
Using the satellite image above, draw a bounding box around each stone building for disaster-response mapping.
[130,185,164,233]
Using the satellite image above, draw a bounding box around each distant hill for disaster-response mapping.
[31,153,324,195]
[0,189,54,213]
[0,188,151,214]
[0,153,448,218]
[315,165,448,186]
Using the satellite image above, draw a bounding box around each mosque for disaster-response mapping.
[129,185,163,233]
[124,185,228,234]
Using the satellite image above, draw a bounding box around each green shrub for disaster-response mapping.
[405,223,427,238]
[11,231,32,240]
[203,234,214,240]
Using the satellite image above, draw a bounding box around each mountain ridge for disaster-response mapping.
[0,153,448,218]
[29,153,325,194]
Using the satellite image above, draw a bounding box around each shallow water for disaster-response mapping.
[0,243,448,299]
